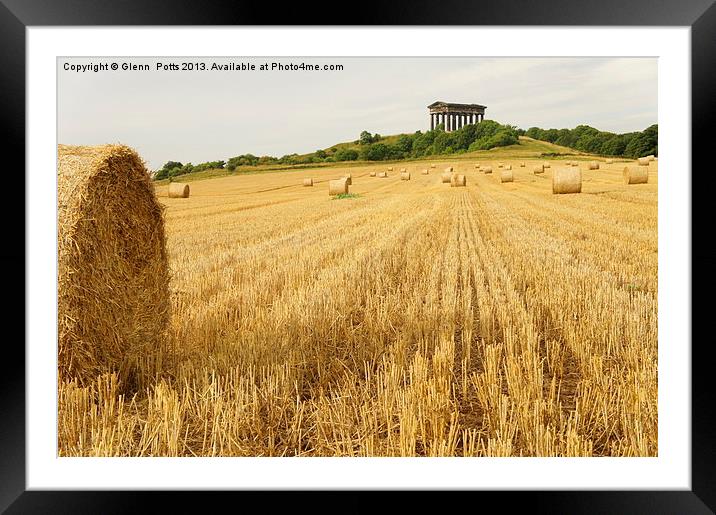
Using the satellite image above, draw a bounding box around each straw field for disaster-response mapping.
[58,157,658,457]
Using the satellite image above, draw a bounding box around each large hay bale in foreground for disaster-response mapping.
[482,166,493,174]
[57,144,170,387]
[441,172,452,183]
[303,178,313,186]
[451,174,466,187]
[588,161,600,170]
[533,164,544,174]
[637,157,650,166]
[623,166,649,184]
[168,182,190,198]
[500,170,513,183]
[329,178,349,195]
[401,172,411,181]
[552,167,582,194]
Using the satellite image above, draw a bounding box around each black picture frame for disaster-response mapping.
[4,1,715,512]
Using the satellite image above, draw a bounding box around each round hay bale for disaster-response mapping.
[441,172,452,183]
[387,167,394,171]
[303,178,313,186]
[401,172,411,181]
[329,178,349,195]
[474,164,480,169]
[343,176,352,186]
[606,159,614,164]
[504,164,512,170]
[430,164,437,168]
[533,164,544,174]
[482,166,493,174]
[500,170,513,183]
[552,167,582,194]
[369,171,376,177]
[520,162,525,167]
[444,166,454,173]
[57,144,169,387]
[378,171,388,178]
[498,163,503,168]
[623,166,648,184]
[543,162,551,169]
[647,155,655,161]
[421,169,429,175]
[588,161,600,170]
[168,182,190,198]
[637,157,650,166]
[400,167,407,173]
[451,174,466,187]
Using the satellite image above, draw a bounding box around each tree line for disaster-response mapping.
[524,124,657,158]
[153,121,657,180]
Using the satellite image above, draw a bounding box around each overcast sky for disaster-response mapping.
[58,57,657,170]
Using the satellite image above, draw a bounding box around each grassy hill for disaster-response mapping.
[154,136,619,185]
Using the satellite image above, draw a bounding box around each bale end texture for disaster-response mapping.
[303,178,313,186]
[500,170,514,183]
[401,172,411,181]
[451,174,466,187]
[588,161,600,170]
[57,144,170,388]
[533,165,544,174]
[482,166,493,174]
[441,172,452,183]
[552,167,582,194]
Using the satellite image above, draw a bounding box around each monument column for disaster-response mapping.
[430,114,435,131]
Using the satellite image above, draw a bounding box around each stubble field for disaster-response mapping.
[59,156,658,457]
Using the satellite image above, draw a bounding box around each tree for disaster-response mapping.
[359,131,373,145]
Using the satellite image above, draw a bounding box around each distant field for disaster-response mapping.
[152,136,615,185]
[60,155,658,457]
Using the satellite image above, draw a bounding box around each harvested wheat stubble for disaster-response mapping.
[637,157,650,166]
[482,166,493,174]
[589,161,600,170]
[441,172,452,183]
[623,166,649,184]
[451,174,466,187]
[552,167,582,194]
[500,170,514,183]
[168,182,190,198]
[401,172,411,181]
[57,144,169,388]
[303,178,313,186]
[533,164,544,174]
[606,159,614,164]
[421,169,429,175]
[369,172,376,177]
[328,178,349,195]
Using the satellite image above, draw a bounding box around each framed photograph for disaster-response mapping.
[6,0,715,511]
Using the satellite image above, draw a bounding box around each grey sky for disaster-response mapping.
[58,57,657,170]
